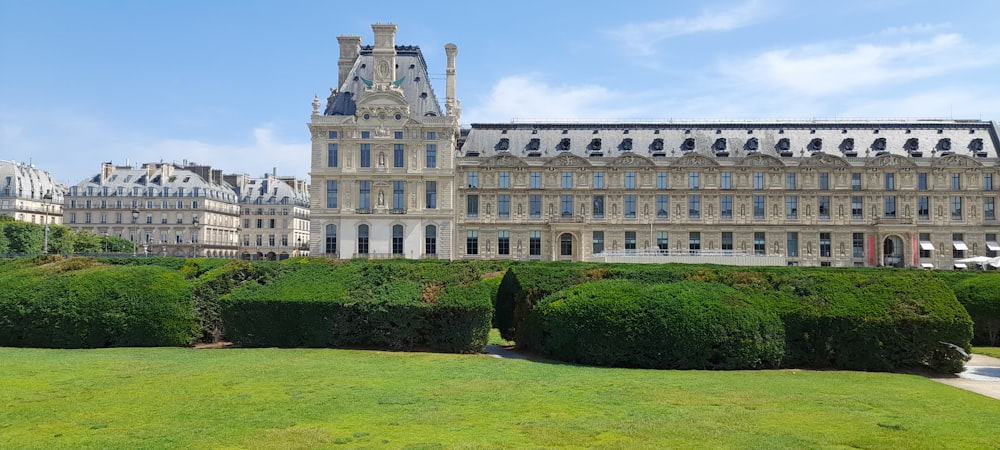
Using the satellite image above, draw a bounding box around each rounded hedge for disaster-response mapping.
[520,280,785,369]
[952,274,1000,346]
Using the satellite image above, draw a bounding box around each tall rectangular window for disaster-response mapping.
[392,181,405,210]
[592,231,605,254]
[426,131,436,140]
[529,231,541,256]
[326,180,338,208]
[467,195,479,218]
[499,172,509,189]
[754,172,764,189]
[951,196,962,220]
[819,196,831,220]
[657,231,669,250]
[885,173,895,191]
[425,226,436,255]
[722,232,733,251]
[593,172,604,189]
[951,173,961,190]
[658,172,668,189]
[425,144,437,168]
[425,181,437,209]
[918,196,929,220]
[530,195,541,218]
[593,195,605,219]
[853,232,865,258]
[561,195,573,217]
[466,231,478,255]
[531,172,541,189]
[625,172,636,189]
[689,232,701,254]
[919,232,932,258]
[754,232,766,255]
[852,172,862,190]
[359,181,371,209]
[327,143,338,167]
[689,172,700,189]
[754,195,765,220]
[688,195,701,219]
[987,233,998,258]
[624,231,637,253]
[468,172,479,188]
[852,196,864,220]
[721,195,733,220]
[562,172,573,189]
[498,231,510,255]
[884,196,896,218]
[786,173,797,190]
[820,232,832,258]
[394,131,403,140]
[624,195,636,219]
[819,173,830,190]
[984,197,995,220]
[499,194,510,218]
[985,173,994,191]
[953,233,965,258]
[786,232,799,257]
[786,196,798,219]
[393,144,404,168]
[721,172,731,190]
[657,195,669,218]
[918,172,928,190]
[360,144,371,168]
[328,131,338,139]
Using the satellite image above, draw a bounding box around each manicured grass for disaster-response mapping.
[973,347,1000,359]
[1,347,998,449]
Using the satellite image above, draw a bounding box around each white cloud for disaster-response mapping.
[606,0,773,55]
[725,33,992,96]
[462,75,645,123]
[879,22,951,36]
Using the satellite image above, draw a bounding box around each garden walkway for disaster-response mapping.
[931,354,1000,400]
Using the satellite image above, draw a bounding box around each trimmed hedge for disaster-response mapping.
[520,280,785,369]
[951,274,1000,346]
[0,257,198,347]
[220,260,502,353]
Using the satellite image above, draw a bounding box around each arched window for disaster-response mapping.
[425,225,437,255]
[392,225,404,255]
[560,233,573,256]
[325,224,337,254]
[358,224,369,255]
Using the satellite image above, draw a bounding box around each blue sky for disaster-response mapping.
[2,0,999,186]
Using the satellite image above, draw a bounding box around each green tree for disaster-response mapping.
[2,221,43,254]
[72,230,102,253]
[45,225,76,254]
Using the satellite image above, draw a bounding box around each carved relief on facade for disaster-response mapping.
[671,153,719,168]
[931,154,983,168]
[866,154,916,169]
[799,153,849,168]
[739,153,784,168]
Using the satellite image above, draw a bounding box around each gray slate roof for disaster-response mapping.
[324,45,443,118]
[0,160,65,202]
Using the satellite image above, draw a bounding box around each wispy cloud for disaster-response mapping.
[462,75,644,123]
[606,0,773,56]
[879,22,952,36]
[724,33,993,96]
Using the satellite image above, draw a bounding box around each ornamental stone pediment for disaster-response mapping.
[483,153,529,167]
[865,154,916,169]
[609,153,654,168]
[671,153,720,168]
[739,153,785,168]
[799,153,849,168]
[932,154,983,168]
[546,153,592,168]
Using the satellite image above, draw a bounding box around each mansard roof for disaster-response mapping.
[0,160,65,202]
[460,120,1000,165]
[324,45,443,118]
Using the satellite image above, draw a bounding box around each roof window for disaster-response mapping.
[590,138,602,151]
[497,138,510,151]
[682,138,695,151]
[809,138,823,152]
[557,138,571,151]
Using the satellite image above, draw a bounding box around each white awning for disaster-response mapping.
[987,241,1000,252]
[920,263,934,269]
[919,241,935,251]
[954,263,968,269]
[953,241,968,251]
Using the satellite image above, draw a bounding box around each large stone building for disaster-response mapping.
[0,160,64,225]
[226,171,311,260]
[66,162,241,257]
[312,24,999,269]
[309,23,460,259]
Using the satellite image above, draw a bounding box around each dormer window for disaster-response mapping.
[873,137,887,151]
[809,138,822,152]
[497,138,510,151]
[938,138,951,151]
[745,137,759,151]
[713,138,727,151]
[682,138,695,151]
[777,138,792,157]
[971,138,984,151]
[557,138,571,151]
[526,138,540,151]
[905,138,919,151]
[620,138,633,151]
[590,138,602,151]
[652,138,665,151]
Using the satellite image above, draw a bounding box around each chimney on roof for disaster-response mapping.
[445,43,460,119]
[100,162,114,184]
[337,34,362,88]
[371,23,398,87]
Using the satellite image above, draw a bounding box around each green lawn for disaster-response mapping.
[973,347,1000,359]
[1,347,998,449]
